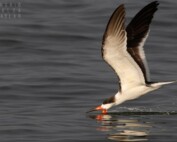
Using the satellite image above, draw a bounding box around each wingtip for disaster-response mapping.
[119,4,125,9]
[152,1,160,7]
[154,1,160,5]
[102,2,126,45]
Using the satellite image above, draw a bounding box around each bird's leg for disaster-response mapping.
[102,109,107,114]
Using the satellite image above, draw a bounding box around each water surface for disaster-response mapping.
[0,0,176,141]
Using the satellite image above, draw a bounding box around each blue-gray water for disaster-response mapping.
[0,0,176,141]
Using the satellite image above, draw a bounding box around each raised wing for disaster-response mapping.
[102,5,145,91]
[126,1,159,83]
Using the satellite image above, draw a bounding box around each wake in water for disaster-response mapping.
[108,106,177,115]
[87,106,177,142]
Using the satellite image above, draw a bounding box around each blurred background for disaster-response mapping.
[0,0,176,141]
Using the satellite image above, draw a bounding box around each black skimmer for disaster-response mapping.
[87,1,176,114]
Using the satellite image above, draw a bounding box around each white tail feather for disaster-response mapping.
[151,80,176,88]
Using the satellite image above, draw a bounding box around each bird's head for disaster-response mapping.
[87,96,115,114]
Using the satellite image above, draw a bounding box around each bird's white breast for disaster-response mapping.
[115,85,155,105]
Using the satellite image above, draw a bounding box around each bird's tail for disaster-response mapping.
[151,80,176,88]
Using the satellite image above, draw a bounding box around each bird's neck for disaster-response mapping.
[114,91,126,105]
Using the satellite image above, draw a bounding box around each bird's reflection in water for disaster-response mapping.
[88,114,152,142]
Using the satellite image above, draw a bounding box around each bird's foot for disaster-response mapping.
[102,109,107,114]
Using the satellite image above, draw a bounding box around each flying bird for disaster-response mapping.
[87,1,175,114]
